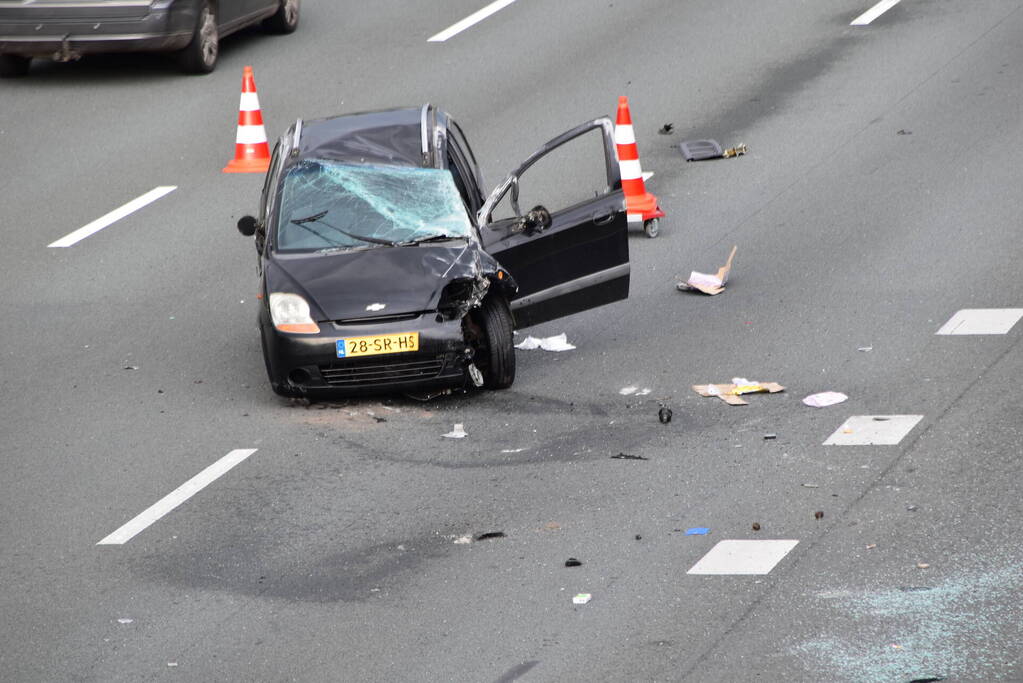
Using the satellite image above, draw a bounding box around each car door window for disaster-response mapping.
[489,125,612,222]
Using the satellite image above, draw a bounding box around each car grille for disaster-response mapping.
[332,312,422,326]
[319,354,447,387]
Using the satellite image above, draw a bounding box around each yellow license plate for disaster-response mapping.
[336,332,419,358]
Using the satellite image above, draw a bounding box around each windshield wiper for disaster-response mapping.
[290,210,398,247]
[398,234,466,246]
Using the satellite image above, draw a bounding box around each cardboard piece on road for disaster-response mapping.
[677,246,737,295]
[692,381,785,406]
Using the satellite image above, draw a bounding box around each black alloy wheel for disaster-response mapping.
[475,294,515,389]
[177,1,218,74]
[0,55,31,77]
[263,0,300,33]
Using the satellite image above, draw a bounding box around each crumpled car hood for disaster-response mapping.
[267,242,480,322]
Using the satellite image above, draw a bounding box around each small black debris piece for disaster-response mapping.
[564,558,583,567]
[372,416,387,423]
[611,452,648,461]
[635,534,642,540]
[814,510,824,520]
[907,678,944,683]
[475,531,506,541]
[763,433,777,440]
[751,522,761,531]
[897,129,913,135]
[906,505,919,512]
[658,123,674,135]
[658,406,673,424]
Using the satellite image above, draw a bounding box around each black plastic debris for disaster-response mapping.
[372,416,387,423]
[564,558,583,567]
[679,139,722,160]
[475,531,506,541]
[751,522,761,531]
[658,405,673,424]
[635,534,642,540]
[763,433,777,440]
[814,510,824,520]
[658,123,674,135]
[123,365,139,371]
[611,452,648,461]
[907,678,944,683]
[897,129,913,135]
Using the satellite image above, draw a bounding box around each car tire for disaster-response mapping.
[477,294,515,389]
[177,2,218,74]
[0,55,31,77]
[263,0,300,34]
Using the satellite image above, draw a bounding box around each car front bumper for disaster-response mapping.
[0,4,194,58]
[260,309,473,397]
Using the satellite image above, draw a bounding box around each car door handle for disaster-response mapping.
[592,212,614,225]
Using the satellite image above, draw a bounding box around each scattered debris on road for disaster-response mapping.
[543,521,561,531]
[866,544,877,550]
[764,433,777,440]
[635,534,642,540]
[515,333,575,351]
[658,123,674,135]
[803,391,848,408]
[123,365,138,371]
[442,423,468,439]
[906,505,919,512]
[572,593,592,605]
[611,452,648,460]
[117,618,134,624]
[676,245,737,295]
[815,510,825,520]
[677,139,748,160]
[897,129,912,135]
[619,386,652,396]
[453,535,472,544]
[692,378,784,405]
[475,531,506,541]
[858,346,873,352]
[802,483,820,488]
[917,562,930,569]
[658,404,673,423]
[685,527,710,535]
[752,522,761,531]
[565,558,583,567]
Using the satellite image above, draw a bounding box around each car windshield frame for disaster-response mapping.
[273,159,473,253]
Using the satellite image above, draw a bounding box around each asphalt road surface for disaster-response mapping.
[2,1,1023,681]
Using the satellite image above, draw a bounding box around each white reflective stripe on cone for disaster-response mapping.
[627,213,644,223]
[238,92,261,111]
[619,159,643,179]
[614,124,636,145]
[235,125,268,144]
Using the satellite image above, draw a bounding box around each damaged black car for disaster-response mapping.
[237,105,630,397]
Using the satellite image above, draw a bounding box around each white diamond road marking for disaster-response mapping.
[687,540,799,575]
[936,309,1023,335]
[823,415,924,446]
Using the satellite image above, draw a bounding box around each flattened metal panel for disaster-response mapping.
[823,415,924,446]
[687,540,799,575]
[936,309,1023,335]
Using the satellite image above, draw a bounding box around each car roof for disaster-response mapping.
[290,105,449,169]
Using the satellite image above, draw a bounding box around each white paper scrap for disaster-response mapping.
[516,333,576,352]
[572,593,592,604]
[620,386,638,395]
[802,392,848,408]
[443,423,468,439]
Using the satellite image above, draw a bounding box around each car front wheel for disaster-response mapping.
[0,55,31,77]
[475,294,515,389]
[263,0,300,33]
[177,2,218,74]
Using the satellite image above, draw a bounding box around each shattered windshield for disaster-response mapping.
[276,160,472,251]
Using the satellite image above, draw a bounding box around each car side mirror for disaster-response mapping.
[519,205,552,235]
[237,215,257,236]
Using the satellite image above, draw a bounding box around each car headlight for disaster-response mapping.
[269,292,320,334]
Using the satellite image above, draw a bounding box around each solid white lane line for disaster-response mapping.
[96,448,257,545]
[936,309,1023,335]
[687,540,799,575]
[851,0,902,26]
[823,415,924,446]
[48,186,176,248]
[428,0,517,42]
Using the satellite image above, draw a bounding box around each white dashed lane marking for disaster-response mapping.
[428,0,517,42]
[851,0,902,25]
[48,186,177,248]
[687,540,800,575]
[97,448,257,545]
[936,309,1023,335]
[823,415,924,446]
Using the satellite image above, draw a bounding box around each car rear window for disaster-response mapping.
[276,160,472,251]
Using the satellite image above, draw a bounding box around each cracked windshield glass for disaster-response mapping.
[276,160,472,251]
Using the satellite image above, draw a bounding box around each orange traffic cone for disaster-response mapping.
[615,96,664,236]
[223,66,271,173]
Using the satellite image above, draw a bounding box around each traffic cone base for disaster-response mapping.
[224,66,271,174]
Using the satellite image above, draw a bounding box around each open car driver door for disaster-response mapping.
[478,117,630,329]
